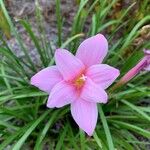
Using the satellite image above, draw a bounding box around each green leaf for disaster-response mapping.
[0,8,11,38]
[55,0,62,47]
[34,110,61,150]
[110,120,150,139]
[55,124,69,150]
[0,0,37,71]
[79,129,85,150]
[12,110,50,150]
[93,132,103,150]
[20,20,46,66]
[98,105,115,150]
[121,99,150,122]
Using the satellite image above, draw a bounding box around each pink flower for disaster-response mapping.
[119,49,150,85]
[30,34,120,136]
[144,50,150,71]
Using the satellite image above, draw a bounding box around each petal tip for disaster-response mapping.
[30,76,36,86]
[97,33,106,38]
[102,93,108,104]
[55,49,61,57]
[115,68,120,78]
[97,33,108,44]
[55,48,68,56]
[102,99,108,104]
[55,48,61,53]
[86,129,94,136]
[46,95,56,108]
[46,101,55,108]
[79,127,94,136]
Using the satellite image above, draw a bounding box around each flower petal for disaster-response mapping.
[71,99,98,136]
[145,64,150,71]
[76,34,108,67]
[30,66,63,93]
[47,81,77,108]
[86,64,120,89]
[55,49,85,80]
[81,78,108,103]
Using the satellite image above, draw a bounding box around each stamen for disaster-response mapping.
[74,74,87,88]
[80,74,87,81]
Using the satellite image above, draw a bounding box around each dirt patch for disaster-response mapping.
[5,0,77,64]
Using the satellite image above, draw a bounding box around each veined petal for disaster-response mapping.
[71,99,98,136]
[86,64,120,89]
[81,78,108,103]
[30,66,63,93]
[47,81,77,108]
[76,34,108,67]
[55,49,85,80]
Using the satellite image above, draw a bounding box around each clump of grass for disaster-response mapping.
[0,0,150,149]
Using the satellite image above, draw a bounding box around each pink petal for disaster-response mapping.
[71,99,98,136]
[30,66,63,93]
[86,64,120,89]
[47,81,77,108]
[55,49,85,80]
[81,78,108,103]
[76,34,108,67]
[145,65,150,71]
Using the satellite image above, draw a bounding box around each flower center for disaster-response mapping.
[74,74,87,88]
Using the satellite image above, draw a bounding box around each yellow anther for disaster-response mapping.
[74,74,87,88]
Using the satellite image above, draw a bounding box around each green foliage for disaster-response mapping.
[0,0,150,149]
[0,6,11,39]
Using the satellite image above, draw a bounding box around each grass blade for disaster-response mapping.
[12,110,50,150]
[55,124,68,150]
[0,0,37,71]
[20,20,46,66]
[121,99,150,122]
[55,0,62,47]
[98,105,115,150]
[34,110,61,150]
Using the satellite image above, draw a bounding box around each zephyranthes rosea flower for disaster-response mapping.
[114,49,150,88]
[31,34,120,135]
[144,50,150,71]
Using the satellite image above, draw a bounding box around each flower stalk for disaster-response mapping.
[111,50,150,91]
